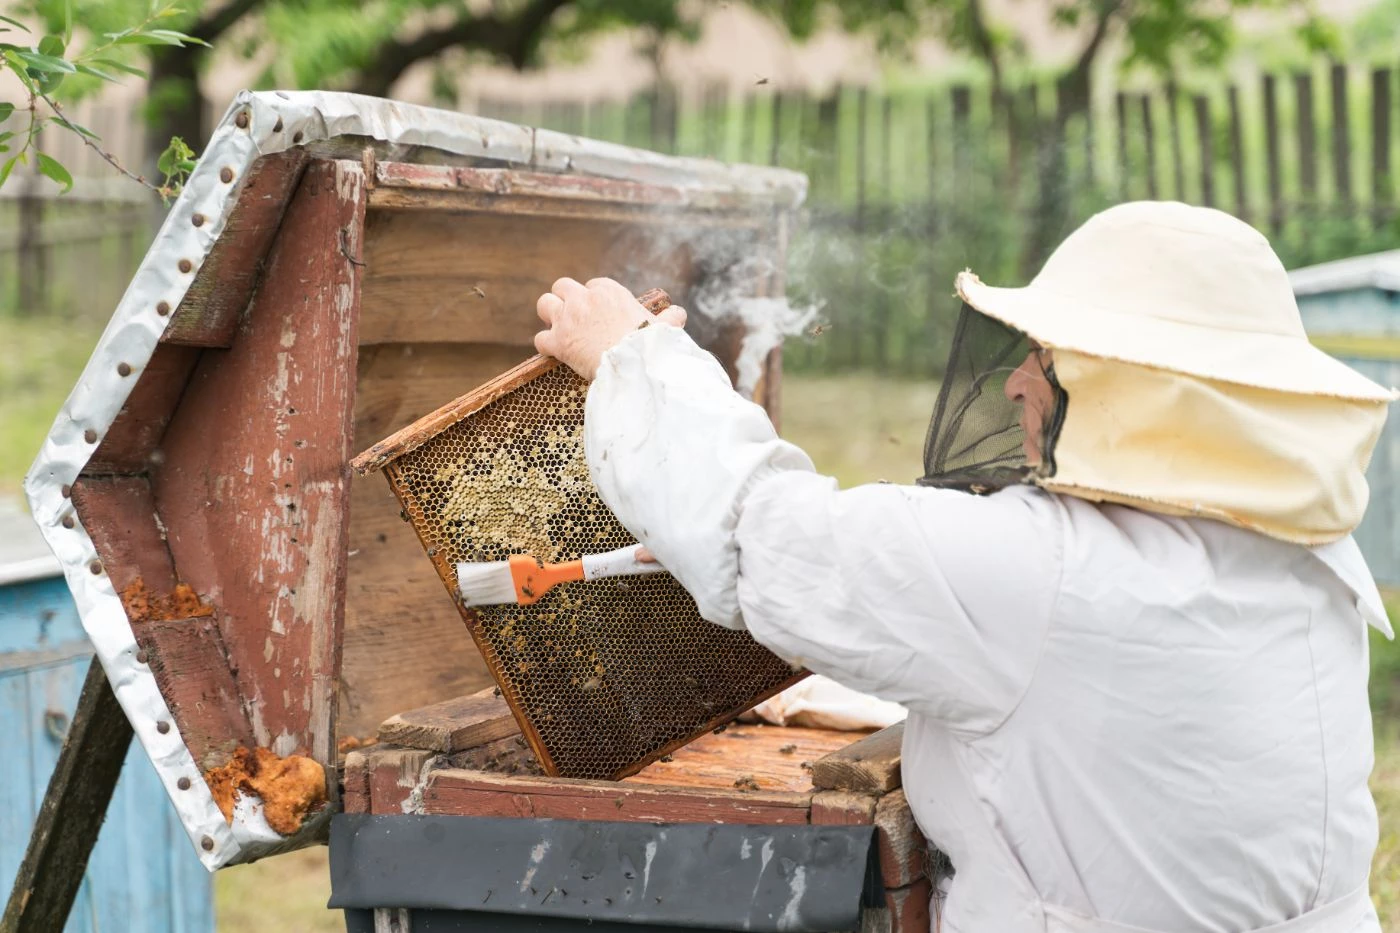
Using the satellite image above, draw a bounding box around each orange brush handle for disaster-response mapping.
[509,554,585,605]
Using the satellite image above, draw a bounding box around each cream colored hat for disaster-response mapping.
[956,201,1397,544]
[958,201,1393,401]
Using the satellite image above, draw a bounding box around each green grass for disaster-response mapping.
[0,313,106,496]
[779,373,939,488]
[215,848,341,933]
[1375,721,1400,928]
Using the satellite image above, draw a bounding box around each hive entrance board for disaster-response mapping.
[353,291,804,780]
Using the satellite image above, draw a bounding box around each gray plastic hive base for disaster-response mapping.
[329,814,881,933]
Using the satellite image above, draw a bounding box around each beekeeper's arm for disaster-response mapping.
[535,278,1061,736]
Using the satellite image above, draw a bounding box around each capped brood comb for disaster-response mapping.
[351,287,805,780]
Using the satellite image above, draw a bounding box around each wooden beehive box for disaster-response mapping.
[23,91,812,870]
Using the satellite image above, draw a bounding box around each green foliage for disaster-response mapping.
[0,1,204,198]
[156,135,195,190]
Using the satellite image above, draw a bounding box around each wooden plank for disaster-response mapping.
[811,790,877,825]
[950,85,971,195]
[363,747,437,815]
[1193,95,1215,207]
[1227,86,1248,221]
[703,84,727,159]
[1166,81,1185,200]
[770,91,784,166]
[810,722,903,793]
[629,723,862,794]
[86,344,201,474]
[421,769,812,824]
[367,183,761,223]
[1296,72,1317,200]
[341,749,372,814]
[0,671,34,891]
[163,150,310,347]
[376,687,518,753]
[446,732,541,775]
[1083,86,1095,188]
[1140,94,1159,200]
[1373,68,1392,212]
[338,344,527,742]
[356,206,709,347]
[374,163,751,211]
[352,289,670,474]
[1,657,132,933]
[874,789,927,888]
[136,612,255,770]
[151,159,366,776]
[70,475,177,595]
[1331,63,1352,206]
[885,878,933,933]
[1115,92,1130,200]
[1264,73,1283,231]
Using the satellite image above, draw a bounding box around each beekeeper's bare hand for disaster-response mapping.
[534,277,687,381]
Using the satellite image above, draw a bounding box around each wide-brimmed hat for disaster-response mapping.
[957,201,1395,403]
[942,201,1395,548]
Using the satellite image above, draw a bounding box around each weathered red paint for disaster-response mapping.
[375,163,683,206]
[136,612,256,770]
[162,150,311,347]
[87,344,201,474]
[885,877,933,933]
[70,476,176,594]
[151,159,366,776]
[420,770,813,824]
[874,789,929,889]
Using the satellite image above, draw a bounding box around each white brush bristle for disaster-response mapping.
[456,561,518,606]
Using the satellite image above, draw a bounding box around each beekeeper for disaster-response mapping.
[532,201,1394,933]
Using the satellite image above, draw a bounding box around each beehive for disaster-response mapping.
[30,90,806,868]
[355,292,804,779]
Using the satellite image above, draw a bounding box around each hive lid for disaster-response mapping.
[23,90,806,870]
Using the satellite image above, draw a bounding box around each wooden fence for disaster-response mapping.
[4,63,1400,374]
[478,62,1400,374]
[0,102,156,323]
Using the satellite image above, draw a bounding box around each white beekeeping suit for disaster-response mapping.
[583,203,1395,933]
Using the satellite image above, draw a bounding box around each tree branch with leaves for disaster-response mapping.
[0,1,205,197]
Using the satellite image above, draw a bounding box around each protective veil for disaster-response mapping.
[919,306,1064,493]
[931,201,1395,545]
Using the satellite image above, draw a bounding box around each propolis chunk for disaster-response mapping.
[204,746,327,835]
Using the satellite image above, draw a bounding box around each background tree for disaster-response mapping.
[0,1,203,196]
[9,0,1339,234]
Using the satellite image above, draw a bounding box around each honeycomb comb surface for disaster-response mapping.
[384,363,802,779]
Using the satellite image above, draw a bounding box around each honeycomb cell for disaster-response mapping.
[383,363,803,780]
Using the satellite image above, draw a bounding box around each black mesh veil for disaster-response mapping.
[918,303,1067,493]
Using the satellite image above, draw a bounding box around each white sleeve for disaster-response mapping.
[585,324,1062,734]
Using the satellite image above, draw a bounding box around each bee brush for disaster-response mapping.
[457,546,665,607]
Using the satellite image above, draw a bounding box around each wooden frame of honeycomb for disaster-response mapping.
[352,290,806,780]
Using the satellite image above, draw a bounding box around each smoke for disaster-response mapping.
[724,296,820,397]
[613,218,825,399]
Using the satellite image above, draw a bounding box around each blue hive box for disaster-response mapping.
[0,502,212,933]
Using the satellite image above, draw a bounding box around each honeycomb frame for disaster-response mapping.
[355,291,806,780]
